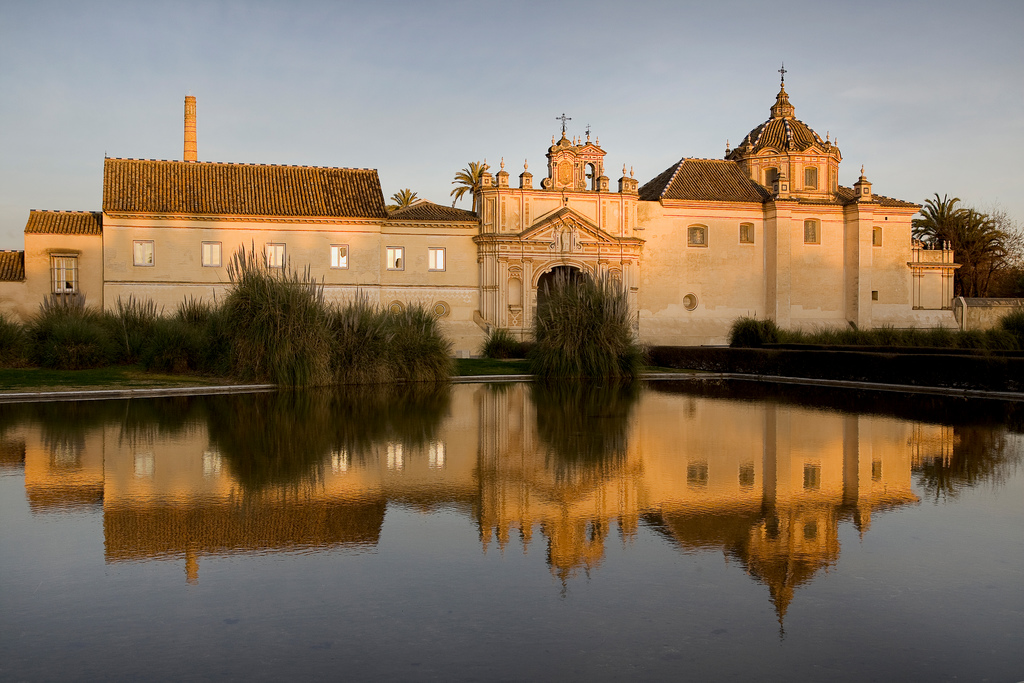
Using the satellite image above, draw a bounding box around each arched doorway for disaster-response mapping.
[536,265,584,313]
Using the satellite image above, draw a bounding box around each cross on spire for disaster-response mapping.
[585,123,591,140]
[556,113,572,135]
[779,62,787,84]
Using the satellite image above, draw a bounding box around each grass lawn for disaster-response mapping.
[0,366,231,392]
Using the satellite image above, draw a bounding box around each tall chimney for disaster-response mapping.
[184,95,197,162]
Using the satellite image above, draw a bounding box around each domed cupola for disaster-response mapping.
[727,70,842,199]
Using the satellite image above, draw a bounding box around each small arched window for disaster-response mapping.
[803,219,820,244]
[687,225,708,247]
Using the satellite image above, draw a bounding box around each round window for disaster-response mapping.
[432,301,450,318]
[683,294,698,311]
[388,301,405,315]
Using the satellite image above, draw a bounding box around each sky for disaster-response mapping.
[1,0,1022,248]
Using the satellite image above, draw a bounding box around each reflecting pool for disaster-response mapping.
[1,381,1022,681]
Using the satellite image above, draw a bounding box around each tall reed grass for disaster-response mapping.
[0,313,26,367]
[27,295,115,369]
[531,271,644,378]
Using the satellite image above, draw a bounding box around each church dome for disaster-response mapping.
[731,83,827,156]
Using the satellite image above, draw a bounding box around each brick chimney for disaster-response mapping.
[184,95,197,162]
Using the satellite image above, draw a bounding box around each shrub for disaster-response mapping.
[328,294,392,384]
[481,327,527,359]
[107,296,160,363]
[729,316,781,348]
[140,316,208,374]
[27,295,115,369]
[531,271,644,379]
[221,246,334,386]
[999,309,1024,348]
[0,314,27,367]
[385,303,454,382]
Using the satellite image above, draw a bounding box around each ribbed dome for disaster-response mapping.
[734,84,827,155]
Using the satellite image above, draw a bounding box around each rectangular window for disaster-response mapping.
[266,243,286,268]
[872,226,882,247]
[201,241,222,267]
[687,461,709,487]
[739,223,754,244]
[803,219,819,244]
[803,463,821,490]
[872,290,879,301]
[739,462,755,488]
[804,166,818,190]
[133,240,154,266]
[428,247,445,271]
[765,167,779,186]
[51,255,78,294]
[687,226,707,247]
[387,246,404,270]
[330,245,349,269]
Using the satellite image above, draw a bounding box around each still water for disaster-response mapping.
[1,381,1022,681]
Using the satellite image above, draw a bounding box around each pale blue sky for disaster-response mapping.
[1,0,1021,248]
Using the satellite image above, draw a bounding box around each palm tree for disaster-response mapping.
[913,193,1008,296]
[450,161,489,213]
[386,188,419,212]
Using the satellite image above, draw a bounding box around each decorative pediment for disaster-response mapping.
[518,207,624,252]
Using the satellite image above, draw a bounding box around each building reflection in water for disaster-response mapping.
[5,381,1002,617]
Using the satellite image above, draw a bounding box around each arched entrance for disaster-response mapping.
[536,265,584,312]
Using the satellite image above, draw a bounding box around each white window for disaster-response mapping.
[51,255,78,294]
[202,241,222,267]
[387,246,404,270]
[266,243,286,268]
[428,441,446,469]
[428,247,445,271]
[687,225,707,247]
[739,223,754,244]
[804,219,820,244]
[133,240,154,266]
[331,244,349,269]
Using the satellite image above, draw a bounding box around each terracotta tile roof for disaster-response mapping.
[0,250,25,281]
[103,158,388,219]
[0,249,24,282]
[388,200,477,222]
[24,210,102,235]
[639,158,771,203]
[833,186,919,209]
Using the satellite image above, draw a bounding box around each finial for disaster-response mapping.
[585,124,591,141]
[595,136,599,146]
[826,131,830,142]
[524,159,528,170]
[500,157,505,170]
[630,166,634,178]
[860,164,865,176]
[622,164,627,175]
[779,62,787,84]
[726,139,731,153]
[552,134,556,145]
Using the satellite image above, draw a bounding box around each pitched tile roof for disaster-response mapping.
[834,186,919,209]
[103,158,388,219]
[388,200,477,222]
[0,250,25,281]
[639,159,772,203]
[24,210,103,235]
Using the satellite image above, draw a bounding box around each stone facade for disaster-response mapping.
[0,84,960,353]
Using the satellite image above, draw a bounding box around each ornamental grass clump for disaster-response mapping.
[385,303,454,382]
[107,295,160,363]
[481,327,527,359]
[0,313,27,367]
[222,246,333,386]
[531,271,644,379]
[328,295,393,385]
[728,316,781,347]
[27,295,116,370]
